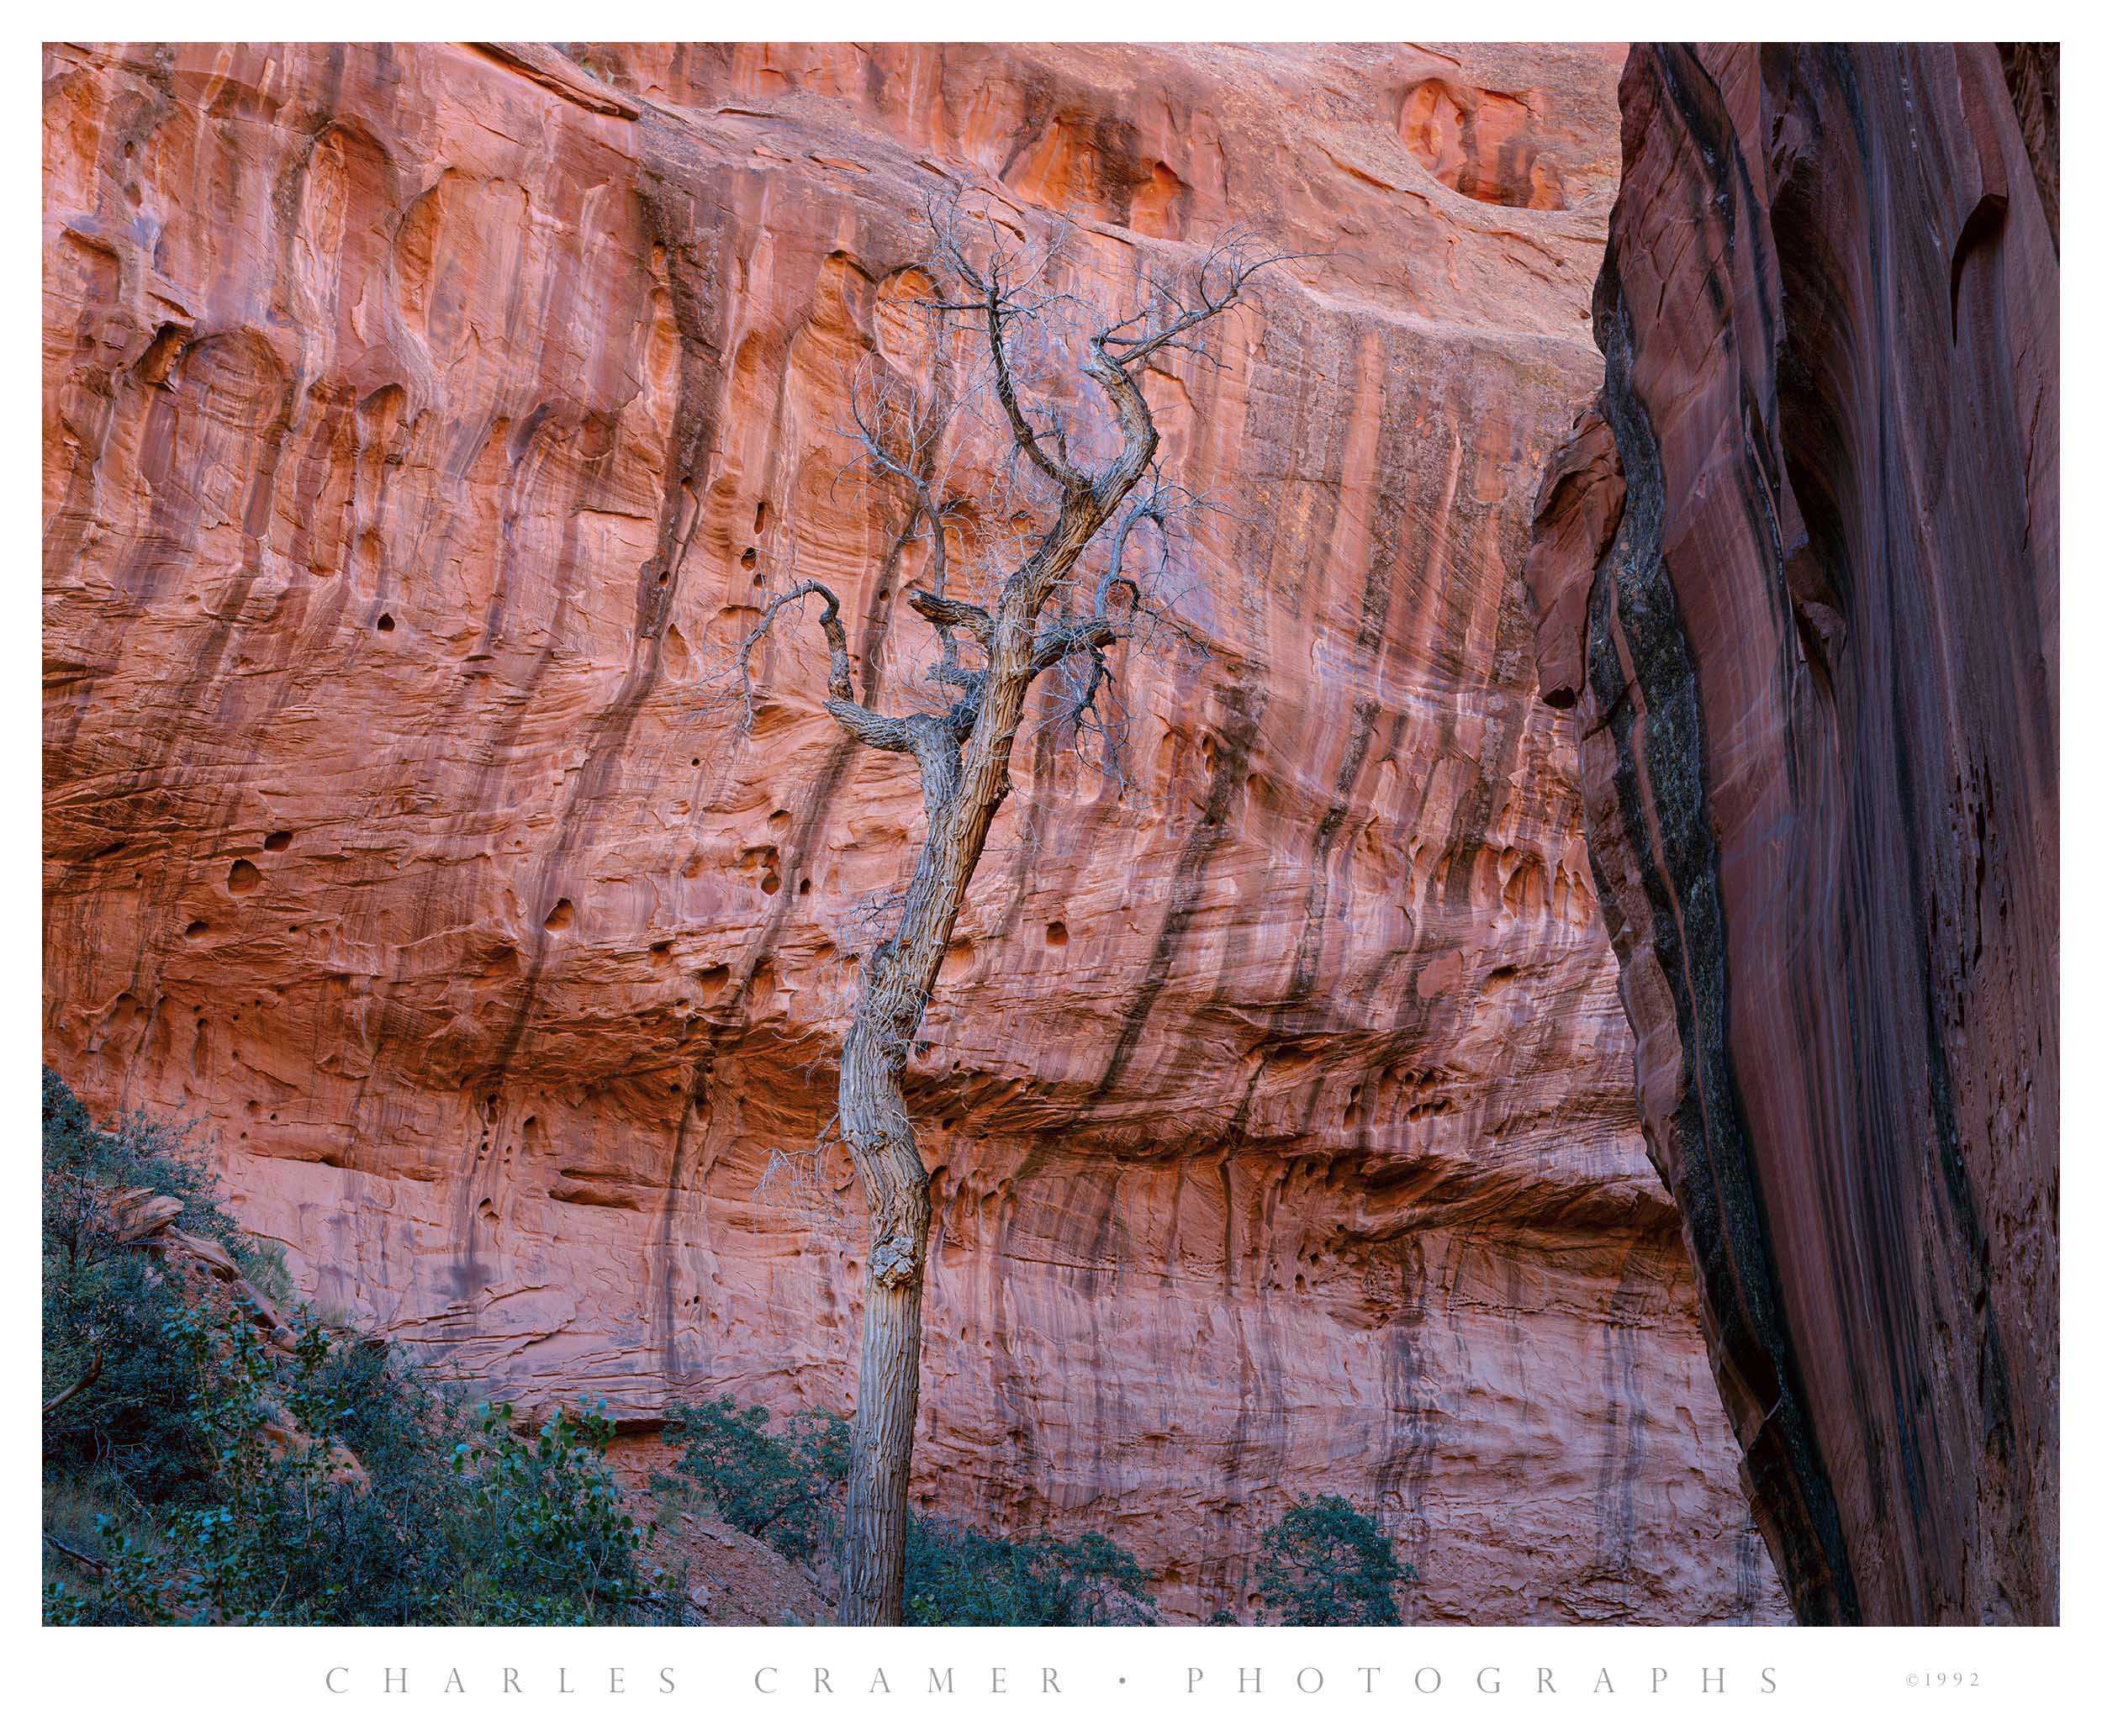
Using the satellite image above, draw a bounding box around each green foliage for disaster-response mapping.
[902,1517,1157,1626]
[42,1068,283,1291]
[41,1074,670,1626]
[43,1068,267,1509]
[1252,1496,1409,1626]
[659,1397,848,1564]
[654,1398,1157,1624]
[452,1401,652,1623]
[42,1075,1171,1628]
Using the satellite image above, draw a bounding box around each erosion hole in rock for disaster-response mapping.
[543,898,575,932]
[226,859,261,894]
[376,612,395,632]
[1046,920,1069,947]
[263,829,293,852]
[760,869,781,895]
[1399,79,1566,211]
[183,920,209,940]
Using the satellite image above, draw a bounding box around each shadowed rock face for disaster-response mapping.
[43,40,1786,1621]
[1528,45,2057,1624]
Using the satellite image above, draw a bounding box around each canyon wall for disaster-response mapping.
[1527,44,2057,1623]
[44,40,1786,1621]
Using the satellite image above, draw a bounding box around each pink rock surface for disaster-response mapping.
[1528,45,2057,1623]
[43,40,1782,1622]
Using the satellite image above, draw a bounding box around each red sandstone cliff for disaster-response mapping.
[43,40,1785,1622]
[1527,44,2057,1623]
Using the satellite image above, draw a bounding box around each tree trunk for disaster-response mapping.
[837,1140,927,1620]
[831,678,1026,1623]
[834,961,937,1625]
[746,217,1262,1622]
[825,307,1175,1620]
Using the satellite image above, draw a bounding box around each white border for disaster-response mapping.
[10,8,2088,1728]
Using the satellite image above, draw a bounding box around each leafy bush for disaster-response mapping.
[1252,1496,1409,1625]
[655,1397,1156,1623]
[659,1397,848,1564]
[41,1074,1168,1627]
[449,1401,653,1623]
[42,1069,284,1287]
[902,1517,1156,1625]
[41,1074,668,1626]
[44,1072,269,1512]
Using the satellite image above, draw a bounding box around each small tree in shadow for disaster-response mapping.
[1254,1495,1408,1626]
[658,1398,848,1566]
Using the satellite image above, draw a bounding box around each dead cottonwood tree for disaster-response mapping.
[726,206,1277,1623]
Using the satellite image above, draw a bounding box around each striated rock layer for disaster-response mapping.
[1527,45,2057,1623]
[44,40,1785,1621]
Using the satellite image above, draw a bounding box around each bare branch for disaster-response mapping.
[1097,229,1299,372]
[924,199,1087,493]
[1095,482,1184,615]
[1029,615,1114,676]
[717,578,914,754]
[44,1346,103,1417]
[736,579,853,702]
[755,1113,849,1231]
[44,1532,105,1575]
[1076,232,1290,501]
[906,589,990,641]
[840,351,985,692]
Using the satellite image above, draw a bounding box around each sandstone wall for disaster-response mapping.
[1527,44,2057,1623]
[43,40,1783,1621]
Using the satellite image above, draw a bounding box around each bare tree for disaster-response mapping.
[722,203,1278,1623]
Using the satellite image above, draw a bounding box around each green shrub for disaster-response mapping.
[41,1075,670,1626]
[1252,1496,1408,1625]
[902,1517,1157,1626]
[41,1075,1170,1628]
[42,1068,262,1511]
[451,1401,656,1623]
[42,1069,284,1291]
[655,1399,1157,1624]
[658,1397,848,1564]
